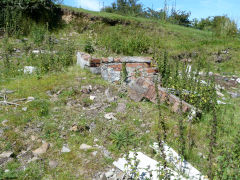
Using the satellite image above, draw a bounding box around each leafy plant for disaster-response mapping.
[84,39,94,54]
[29,99,50,117]
[110,128,135,150]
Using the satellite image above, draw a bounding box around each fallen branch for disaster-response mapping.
[0,101,20,106]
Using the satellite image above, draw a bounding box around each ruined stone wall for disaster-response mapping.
[77,52,194,113]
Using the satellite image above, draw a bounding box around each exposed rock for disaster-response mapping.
[61,145,71,153]
[217,100,226,105]
[81,85,92,94]
[0,128,3,137]
[32,50,40,54]
[17,151,34,163]
[27,97,35,102]
[116,102,126,113]
[70,124,90,133]
[89,122,96,132]
[105,88,116,103]
[105,169,114,178]
[31,135,37,141]
[22,107,28,112]
[24,66,36,74]
[91,151,98,156]
[2,120,8,126]
[216,91,224,97]
[80,144,93,151]
[237,78,240,84]
[228,92,240,98]
[104,113,117,120]
[0,151,13,158]
[70,124,79,132]
[32,143,50,156]
[27,156,39,163]
[49,160,59,169]
[99,174,107,180]
[90,95,96,101]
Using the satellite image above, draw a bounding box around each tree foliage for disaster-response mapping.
[0,0,62,35]
[192,16,238,37]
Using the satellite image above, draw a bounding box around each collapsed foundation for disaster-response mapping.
[77,52,195,113]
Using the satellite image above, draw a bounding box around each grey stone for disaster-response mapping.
[32,143,50,156]
[17,151,34,163]
[116,102,126,113]
[22,107,28,112]
[101,64,121,82]
[61,145,71,153]
[104,113,117,120]
[89,122,96,132]
[229,92,240,98]
[24,66,36,74]
[0,128,3,137]
[121,56,151,63]
[27,97,35,102]
[90,67,101,74]
[0,151,13,158]
[91,151,98,156]
[105,170,114,178]
[80,144,92,151]
[100,174,107,180]
[49,160,58,169]
[77,52,90,68]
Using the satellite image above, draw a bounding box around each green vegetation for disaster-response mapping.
[0,2,240,180]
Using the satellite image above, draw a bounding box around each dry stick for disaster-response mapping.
[0,101,20,106]
[154,76,168,177]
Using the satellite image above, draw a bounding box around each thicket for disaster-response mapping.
[103,1,239,37]
[192,16,239,37]
[102,0,191,27]
[0,0,62,36]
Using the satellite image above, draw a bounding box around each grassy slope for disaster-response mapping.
[61,5,240,75]
[0,6,240,179]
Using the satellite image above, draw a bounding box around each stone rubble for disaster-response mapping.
[77,52,196,114]
[61,145,71,153]
[32,143,50,156]
[80,144,93,151]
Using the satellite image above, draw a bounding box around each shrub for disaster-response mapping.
[193,15,239,37]
[31,25,47,45]
[29,99,50,117]
[84,40,95,54]
[110,128,135,150]
[0,0,62,36]
[169,10,191,27]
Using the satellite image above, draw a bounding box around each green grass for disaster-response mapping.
[0,5,240,179]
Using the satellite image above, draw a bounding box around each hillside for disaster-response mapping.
[0,5,240,180]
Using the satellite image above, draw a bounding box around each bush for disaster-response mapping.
[31,25,47,45]
[29,99,50,117]
[169,10,191,27]
[84,40,95,54]
[193,16,239,37]
[0,0,62,36]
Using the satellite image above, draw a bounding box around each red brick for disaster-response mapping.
[114,58,121,63]
[144,85,156,101]
[126,63,150,68]
[101,57,109,63]
[83,54,91,61]
[146,68,158,74]
[108,64,122,71]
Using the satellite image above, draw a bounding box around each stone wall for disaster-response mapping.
[77,52,194,113]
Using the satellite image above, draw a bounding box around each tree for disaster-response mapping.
[0,0,62,35]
